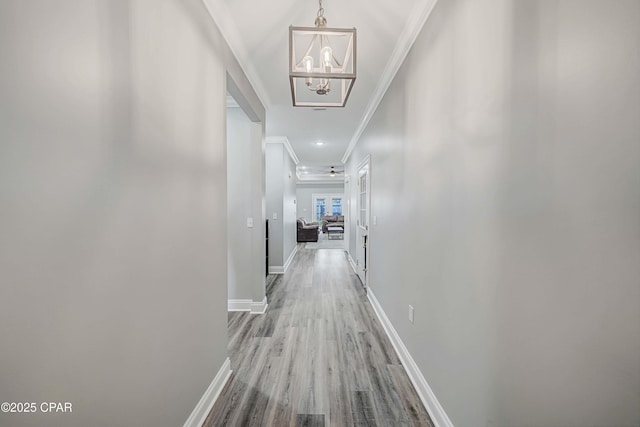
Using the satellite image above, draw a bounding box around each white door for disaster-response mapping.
[356,158,370,287]
[343,176,350,252]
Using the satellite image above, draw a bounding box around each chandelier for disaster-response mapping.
[289,0,357,107]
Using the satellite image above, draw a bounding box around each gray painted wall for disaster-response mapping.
[296,184,345,221]
[0,1,263,426]
[282,151,297,266]
[346,1,640,426]
[227,106,265,302]
[265,143,297,270]
[266,144,285,267]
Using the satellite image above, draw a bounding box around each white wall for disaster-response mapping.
[0,1,263,426]
[227,105,265,302]
[346,1,640,426]
[296,183,345,221]
[265,143,297,272]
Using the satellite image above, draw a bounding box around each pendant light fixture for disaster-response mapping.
[289,0,357,107]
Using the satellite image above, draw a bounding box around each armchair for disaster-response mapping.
[297,218,319,242]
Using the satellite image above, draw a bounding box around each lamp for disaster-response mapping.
[289,0,356,107]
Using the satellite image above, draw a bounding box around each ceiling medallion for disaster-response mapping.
[289,0,357,107]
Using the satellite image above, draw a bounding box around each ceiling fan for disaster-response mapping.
[296,165,345,176]
[328,166,344,177]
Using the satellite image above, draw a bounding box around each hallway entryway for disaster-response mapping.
[204,247,432,426]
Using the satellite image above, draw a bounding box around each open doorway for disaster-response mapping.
[225,75,267,314]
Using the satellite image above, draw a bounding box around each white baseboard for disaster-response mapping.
[250,296,268,314]
[367,289,454,427]
[269,245,299,275]
[268,266,284,274]
[183,357,232,427]
[283,245,298,272]
[347,253,357,273]
[228,299,253,311]
[228,297,268,314]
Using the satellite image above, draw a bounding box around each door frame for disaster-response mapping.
[343,175,351,253]
[225,73,267,313]
[356,155,371,290]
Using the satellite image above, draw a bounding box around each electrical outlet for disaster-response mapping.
[247,218,253,228]
[409,305,414,324]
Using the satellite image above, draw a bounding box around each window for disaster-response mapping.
[312,193,344,220]
[315,198,327,221]
[332,198,342,215]
[359,173,367,228]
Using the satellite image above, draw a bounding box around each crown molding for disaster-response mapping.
[202,0,271,109]
[266,136,300,165]
[341,0,439,164]
[296,179,345,186]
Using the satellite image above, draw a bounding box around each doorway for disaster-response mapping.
[226,73,267,314]
[355,156,370,289]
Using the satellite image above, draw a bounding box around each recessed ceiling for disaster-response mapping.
[205,0,437,167]
[296,164,345,181]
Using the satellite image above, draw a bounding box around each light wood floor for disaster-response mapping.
[204,247,433,427]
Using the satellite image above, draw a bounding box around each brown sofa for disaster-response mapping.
[297,218,319,242]
[321,215,344,233]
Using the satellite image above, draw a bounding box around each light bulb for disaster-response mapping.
[320,46,332,67]
[302,55,314,73]
[302,55,314,86]
[318,47,332,95]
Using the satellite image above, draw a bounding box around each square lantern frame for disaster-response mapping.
[289,26,357,107]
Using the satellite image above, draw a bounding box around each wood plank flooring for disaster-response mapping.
[203,247,433,427]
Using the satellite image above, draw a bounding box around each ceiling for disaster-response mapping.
[205,0,436,175]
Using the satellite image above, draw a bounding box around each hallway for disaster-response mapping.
[205,247,433,426]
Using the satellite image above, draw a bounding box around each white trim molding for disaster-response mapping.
[268,266,285,275]
[283,244,298,273]
[269,244,298,275]
[250,297,268,314]
[183,357,232,427]
[266,136,300,165]
[296,179,345,185]
[367,289,454,427]
[341,0,439,164]
[228,297,268,314]
[347,253,357,273]
[228,299,252,311]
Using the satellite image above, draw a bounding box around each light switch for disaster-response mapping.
[272,212,278,220]
[373,215,377,226]
[247,218,253,228]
